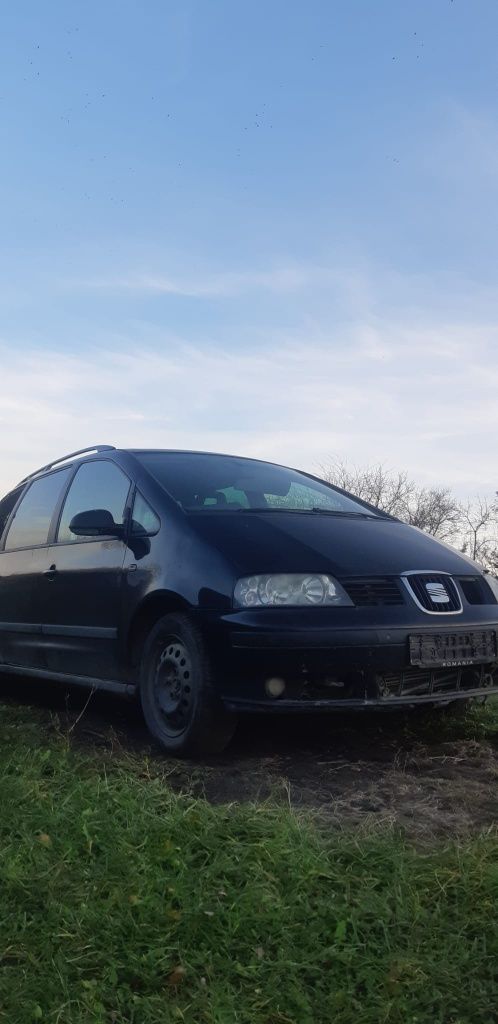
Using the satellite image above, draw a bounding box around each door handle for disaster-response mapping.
[44,564,57,581]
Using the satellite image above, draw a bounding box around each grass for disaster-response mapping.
[0,704,498,1023]
[400,694,498,744]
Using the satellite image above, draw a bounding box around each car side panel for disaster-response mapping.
[40,539,128,679]
[0,548,48,668]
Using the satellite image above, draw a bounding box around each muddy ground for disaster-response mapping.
[1,675,497,839]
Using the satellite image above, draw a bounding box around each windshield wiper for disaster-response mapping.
[187,506,382,518]
[235,507,379,518]
[309,508,378,518]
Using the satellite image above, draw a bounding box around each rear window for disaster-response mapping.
[134,452,381,517]
[4,469,72,550]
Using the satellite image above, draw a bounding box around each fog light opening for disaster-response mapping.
[265,677,286,698]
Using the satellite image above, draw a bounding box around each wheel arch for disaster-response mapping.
[127,591,193,671]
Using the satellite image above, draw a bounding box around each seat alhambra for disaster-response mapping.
[0,445,497,754]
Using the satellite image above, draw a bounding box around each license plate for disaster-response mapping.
[409,630,497,668]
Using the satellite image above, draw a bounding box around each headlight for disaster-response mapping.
[234,573,354,608]
[485,574,498,602]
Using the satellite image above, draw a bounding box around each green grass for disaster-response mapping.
[1,705,498,1023]
[401,694,498,744]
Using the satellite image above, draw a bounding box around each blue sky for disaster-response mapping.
[1,0,498,495]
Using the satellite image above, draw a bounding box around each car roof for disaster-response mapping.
[14,445,296,491]
[126,448,290,466]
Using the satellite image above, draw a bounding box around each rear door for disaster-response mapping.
[0,469,72,668]
[42,459,132,680]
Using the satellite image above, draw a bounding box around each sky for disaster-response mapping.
[1,0,498,497]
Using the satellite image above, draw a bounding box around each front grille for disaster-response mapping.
[342,577,405,607]
[403,573,462,613]
[379,664,497,698]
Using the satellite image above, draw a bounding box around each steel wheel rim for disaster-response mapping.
[153,638,193,737]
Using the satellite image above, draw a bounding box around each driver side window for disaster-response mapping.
[57,461,131,544]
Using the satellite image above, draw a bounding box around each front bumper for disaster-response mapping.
[206,608,498,711]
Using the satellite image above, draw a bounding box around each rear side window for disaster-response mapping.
[0,487,23,543]
[4,469,72,551]
[57,461,131,543]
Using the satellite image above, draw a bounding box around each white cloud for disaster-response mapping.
[1,317,497,499]
[73,264,365,299]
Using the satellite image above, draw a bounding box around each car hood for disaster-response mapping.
[189,511,479,578]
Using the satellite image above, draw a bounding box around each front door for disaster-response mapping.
[0,469,73,669]
[41,459,132,680]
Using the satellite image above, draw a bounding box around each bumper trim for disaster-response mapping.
[224,684,497,713]
[230,628,381,649]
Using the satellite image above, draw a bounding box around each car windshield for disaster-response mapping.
[134,452,382,516]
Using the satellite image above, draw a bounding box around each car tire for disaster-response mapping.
[139,612,237,756]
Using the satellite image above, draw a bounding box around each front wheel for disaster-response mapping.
[140,613,237,756]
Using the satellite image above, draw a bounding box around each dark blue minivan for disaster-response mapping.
[0,445,497,754]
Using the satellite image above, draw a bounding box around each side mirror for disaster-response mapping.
[69,509,123,538]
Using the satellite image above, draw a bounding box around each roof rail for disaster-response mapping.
[17,446,116,486]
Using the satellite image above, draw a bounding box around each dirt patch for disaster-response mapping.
[1,675,497,839]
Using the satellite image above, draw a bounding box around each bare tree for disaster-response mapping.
[460,497,498,569]
[322,459,461,541]
[325,461,412,517]
[407,486,462,540]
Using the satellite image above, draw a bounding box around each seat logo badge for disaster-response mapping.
[426,581,450,603]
